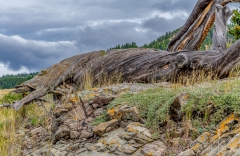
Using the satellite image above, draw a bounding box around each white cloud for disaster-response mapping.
[0,63,30,76]
[0,34,80,71]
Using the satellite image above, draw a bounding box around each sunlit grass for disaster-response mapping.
[109,73,240,139]
[0,91,53,156]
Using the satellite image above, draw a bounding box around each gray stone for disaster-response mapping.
[109,144,119,152]
[68,122,81,131]
[80,129,92,139]
[75,148,87,154]
[93,119,118,136]
[132,144,143,148]
[105,127,112,133]
[128,139,136,144]
[94,108,104,117]
[233,148,240,156]
[140,140,167,156]
[69,143,80,151]
[70,130,80,139]
[74,105,86,120]
[60,151,69,156]
[97,145,107,152]
[120,121,132,128]
[178,149,195,156]
[54,125,70,141]
[114,150,125,155]
[84,143,93,149]
[170,92,189,121]
[133,138,147,145]
[107,105,140,122]
[120,132,136,141]
[135,133,153,142]
[85,105,94,116]
[50,148,59,155]
[117,144,137,154]
[92,103,99,109]
[58,144,70,151]
[126,122,152,138]
[85,117,93,123]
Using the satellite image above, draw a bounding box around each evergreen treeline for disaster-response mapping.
[108,26,235,51]
[0,72,38,89]
[107,42,138,51]
[141,28,181,50]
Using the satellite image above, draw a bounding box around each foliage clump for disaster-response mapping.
[229,8,240,40]
[109,77,240,139]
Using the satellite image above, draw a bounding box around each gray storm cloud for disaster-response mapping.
[0,0,238,75]
[0,34,79,71]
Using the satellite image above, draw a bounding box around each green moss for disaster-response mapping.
[109,78,240,136]
[91,111,107,126]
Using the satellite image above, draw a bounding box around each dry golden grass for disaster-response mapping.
[0,92,53,156]
[0,89,13,98]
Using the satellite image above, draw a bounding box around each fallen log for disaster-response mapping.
[10,39,240,110]
[4,0,240,110]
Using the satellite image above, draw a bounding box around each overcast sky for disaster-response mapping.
[0,0,239,76]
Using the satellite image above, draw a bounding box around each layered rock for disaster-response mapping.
[51,83,160,144]
[22,83,167,156]
[179,113,240,156]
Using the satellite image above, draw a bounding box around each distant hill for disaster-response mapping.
[108,26,235,51]
[0,72,38,89]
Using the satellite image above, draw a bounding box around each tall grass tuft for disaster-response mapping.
[0,92,52,156]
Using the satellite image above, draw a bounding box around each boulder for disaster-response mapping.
[80,129,93,139]
[70,130,80,139]
[94,108,104,117]
[126,122,152,139]
[170,92,189,121]
[93,119,118,136]
[107,105,140,122]
[132,140,167,156]
[54,125,70,141]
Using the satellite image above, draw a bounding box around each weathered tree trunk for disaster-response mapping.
[211,4,232,51]
[167,0,240,52]
[2,0,240,110]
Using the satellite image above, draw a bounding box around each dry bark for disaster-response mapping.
[3,0,240,110]
[167,0,240,52]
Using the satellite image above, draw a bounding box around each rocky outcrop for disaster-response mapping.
[51,83,161,144]
[22,83,168,156]
[22,127,51,155]
[179,113,240,156]
[20,83,240,156]
[76,122,166,156]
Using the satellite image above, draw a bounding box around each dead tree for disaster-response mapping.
[168,0,240,51]
[3,0,240,110]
